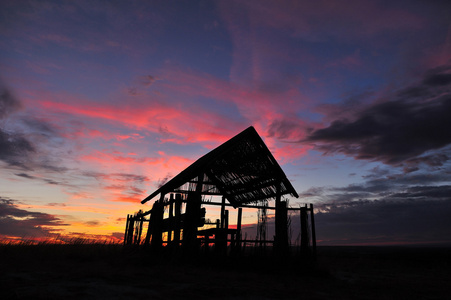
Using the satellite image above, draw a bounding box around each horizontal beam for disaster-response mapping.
[202,201,274,209]
[140,199,311,212]
[174,190,223,196]
[201,201,311,211]
[223,178,279,197]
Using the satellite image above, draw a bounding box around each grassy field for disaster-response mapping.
[1,243,450,299]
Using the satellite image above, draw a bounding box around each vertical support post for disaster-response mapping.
[275,182,288,257]
[300,205,310,257]
[137,215,143,245]
[257,204,267,250]
[133,214,139,244]
[236,207,242,254]
[183,194,200,251]
[127,216,135,245]
[224,210,229,230]
[220,196,226,229]
[144,212,152,246]
[225,210,229,253]
[124,214,130,245]
[174,193,182,247]
[183,174,203,254]
[216,197,228,255]
[204,234,209,254]
[310,203,317,260]
[168,194,174,244]
[150,193,165,251]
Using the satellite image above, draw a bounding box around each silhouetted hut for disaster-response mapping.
[124,126,315,258]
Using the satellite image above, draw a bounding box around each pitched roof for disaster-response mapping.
[141,126,298,207]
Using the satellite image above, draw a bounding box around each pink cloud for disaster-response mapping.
[32,72,310,164]
[79,150,192,182]
[80,150,163,166]
[33,88,245,148]
[37,99,178,129]
[154,66,315,163]
[27,62,314,164]
[110,195,142,203]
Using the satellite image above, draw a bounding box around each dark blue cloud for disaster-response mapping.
[0,129,35,163]
[305,65,451,169]
[0,85,37,167]
[0,197,68,239]
[0,83,65,174]
[314,195,451,245]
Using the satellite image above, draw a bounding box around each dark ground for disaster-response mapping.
[1,244,450,299]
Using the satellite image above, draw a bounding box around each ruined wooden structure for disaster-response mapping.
[124,126,316,258]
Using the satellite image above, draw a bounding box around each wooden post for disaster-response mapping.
[183,192,200,251]
[310,203,317,260]
[183,174,203,254]
[174,193,182,247]
[220,196,226,229]
[275,182,281,249]
[124,214,130,245]
[236,207,242,254]
[144,212,152,246]
[205,234,209,254]
[216,209,229,255]
[168,194,174,243]
[224,210,229,230]
[137,216,144,245]
[225,210,229,252]
[300,205,310,257]
[133,214,139,244]
[275,182,288,257]
[127,216,135,245]
[150,194,165,251]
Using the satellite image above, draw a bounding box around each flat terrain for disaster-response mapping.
[1,244,450,299]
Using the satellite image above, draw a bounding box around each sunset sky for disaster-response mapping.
[1,0,451,245]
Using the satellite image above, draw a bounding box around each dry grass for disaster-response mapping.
[1,243,450,299]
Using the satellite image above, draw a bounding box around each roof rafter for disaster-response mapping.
[141,126,298,206]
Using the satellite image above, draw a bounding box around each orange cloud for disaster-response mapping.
[111,195,142,203]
